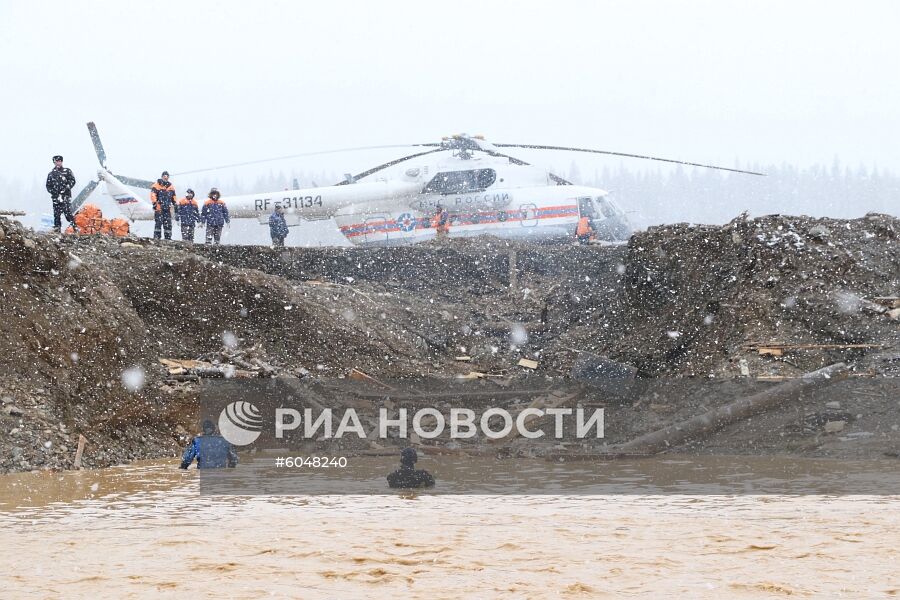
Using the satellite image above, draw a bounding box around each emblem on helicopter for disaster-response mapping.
[396,212,417,232]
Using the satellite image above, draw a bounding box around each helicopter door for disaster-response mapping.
[519,204,538,227]
[363,216,389,244]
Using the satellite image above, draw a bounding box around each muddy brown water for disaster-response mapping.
[1,457,898,598]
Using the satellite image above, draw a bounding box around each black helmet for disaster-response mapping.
[161,171,170,177]
[400,447,418,467]
[186,188,194,196]
[52,155,63,162]
[201,419,216,435]
[209,187,220,199]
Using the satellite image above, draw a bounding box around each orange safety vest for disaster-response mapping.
[576,216,593,238]
[150,181,177,213]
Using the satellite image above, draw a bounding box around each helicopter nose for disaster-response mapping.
[596,214,633,241]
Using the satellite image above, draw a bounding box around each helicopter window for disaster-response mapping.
[577,197,595,217]
[597,197,617,218]
[423,169,497,195]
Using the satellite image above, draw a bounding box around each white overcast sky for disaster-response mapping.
[1,0,899,189]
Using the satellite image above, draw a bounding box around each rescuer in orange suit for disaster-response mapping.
[175,188,201,243]
[576,215,595,245]
[150,171,177,240]
[432,206,450,242]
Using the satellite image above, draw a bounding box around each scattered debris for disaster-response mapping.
[458,371,487,380]
[517,358,539,369]
[159,358,257,380]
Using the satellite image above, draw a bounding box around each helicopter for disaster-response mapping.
[75,123,764,245]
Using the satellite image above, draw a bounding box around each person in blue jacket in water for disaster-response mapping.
[180,419,238,469]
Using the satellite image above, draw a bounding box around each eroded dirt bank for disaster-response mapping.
[1,213,897,472]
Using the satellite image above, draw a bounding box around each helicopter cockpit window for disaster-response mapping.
[597,197,617,218]
[423,169,497,195]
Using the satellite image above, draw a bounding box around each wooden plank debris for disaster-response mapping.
[758,347,783,356]
[517,358,539,369]
[456,371,508,380]
[73,434,87,469]
[160,357,263,379]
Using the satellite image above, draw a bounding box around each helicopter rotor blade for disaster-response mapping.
[86,122,107,168]
[173,144,441,177]
[493,143,766,176]
[482,150,572,185]
[115,175,155,189]
[71,180,99,211]
[335,148,446,185]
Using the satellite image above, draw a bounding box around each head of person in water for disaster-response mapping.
[400,447,418,468]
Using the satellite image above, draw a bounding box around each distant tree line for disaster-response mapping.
[568,160,899,227]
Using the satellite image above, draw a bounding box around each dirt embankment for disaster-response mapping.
[560,213,900,377]
[1,212,898,473]
[0,220,185,472]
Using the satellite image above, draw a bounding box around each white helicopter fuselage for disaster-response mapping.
[102,153,631,245]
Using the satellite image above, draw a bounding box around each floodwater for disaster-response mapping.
[1,457,898,598]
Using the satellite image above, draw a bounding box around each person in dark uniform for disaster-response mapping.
[46,155,76,232]
[269,205,289,247]
[175,188,201,243]
[150,171,177,240]
[387,447,435,489]
[179,419,239,469]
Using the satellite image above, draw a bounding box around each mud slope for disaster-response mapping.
[0,219,182,471]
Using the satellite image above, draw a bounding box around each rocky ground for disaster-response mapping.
[1,212,897,473]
